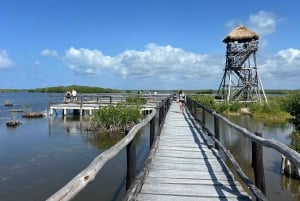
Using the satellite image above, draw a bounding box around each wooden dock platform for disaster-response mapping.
[48,94,168,116]
[136,101,252,200]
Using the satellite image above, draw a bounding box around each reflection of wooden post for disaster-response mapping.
[126,130,136,190]
[252,132,266,194]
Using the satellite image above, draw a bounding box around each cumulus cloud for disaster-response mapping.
[63,44,223,82]
[0,50,14,68]
[41,49,58,57]
[225,10,277,37]
[260,48,300,85]
[62,43,300,89]
[63,47,116,75]
[248,10,277,36]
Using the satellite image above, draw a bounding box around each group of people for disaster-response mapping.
[64,89,77,103]
[176,89,186,113]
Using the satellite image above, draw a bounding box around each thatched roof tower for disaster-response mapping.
[223,25,259,43]
[217,24,268,104]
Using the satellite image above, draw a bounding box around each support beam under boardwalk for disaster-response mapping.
[49,103,99,116]
[136,102,252,201]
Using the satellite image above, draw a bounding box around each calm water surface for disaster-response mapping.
[0,92,151,201]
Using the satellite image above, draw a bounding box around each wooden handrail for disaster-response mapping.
[214,111,300,167]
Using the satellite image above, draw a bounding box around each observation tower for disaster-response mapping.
[216,25,267,104]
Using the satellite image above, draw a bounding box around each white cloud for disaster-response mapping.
[248,10,277,36]
[60,41,300,89]
[63,47,116,75]
[259,48,300,87]
[277,48,300,64]
[62,44,223,83]
[0,50,14,68]
[41,49,58,57]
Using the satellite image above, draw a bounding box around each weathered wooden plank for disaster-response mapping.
[147,169,234,181]
[140,183,250,198]
[143,177,238,186]
[137,194,251,201]
[149,161,227,172]
[155,149,217,158]
[152,156,222,166]
[156,146,212,152]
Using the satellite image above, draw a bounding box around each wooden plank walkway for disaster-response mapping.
[137,101,252,201]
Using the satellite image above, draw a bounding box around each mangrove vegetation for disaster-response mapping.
[87,94,148,133]
[191,92,300,126]
[28,85,121,93]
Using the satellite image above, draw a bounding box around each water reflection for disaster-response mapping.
[219,114,300,201]
[48,115,89,136]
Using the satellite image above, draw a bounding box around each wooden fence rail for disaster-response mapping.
[186,96,300,201]
[46,97,171,201]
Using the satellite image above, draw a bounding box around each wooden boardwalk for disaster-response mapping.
[137,101,252,201]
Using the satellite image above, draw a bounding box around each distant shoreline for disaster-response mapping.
[0,86,299,94]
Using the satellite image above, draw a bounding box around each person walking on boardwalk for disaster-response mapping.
[177,89,186,113]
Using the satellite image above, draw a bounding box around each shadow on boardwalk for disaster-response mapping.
[136,101,252,201]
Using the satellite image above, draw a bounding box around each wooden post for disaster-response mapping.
[252,132,266,195]
[150,118,155,147]
[214,115,220,151]
[158,107,162,125]
[202,108,206,126]
[126,130,136,190]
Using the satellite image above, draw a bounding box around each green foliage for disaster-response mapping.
[192,94,292,123]
[126,95,147,105]
[192,95,217,110]
[228,102,243,112]
[28,85,120,93]
[291,131,300,152]
[91,103,142,132]
[191,95,243,113]
[216,102,230,113]
[284,92,300,125]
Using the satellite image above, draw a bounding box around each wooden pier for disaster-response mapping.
[49,102,100,116]
[49,94,127,116]
[48,94,169,116]
[135,102,252,200]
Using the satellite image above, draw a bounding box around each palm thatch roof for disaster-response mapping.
[223,25,259,43]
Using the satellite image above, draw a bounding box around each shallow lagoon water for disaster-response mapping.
[0,93,150,201]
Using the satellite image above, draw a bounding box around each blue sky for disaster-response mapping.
[0,0,299,90]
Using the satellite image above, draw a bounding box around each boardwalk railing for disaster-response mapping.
[48,93,170,116]
[49,93,172,105]
[186,96,300,200]
[46,96,171,201]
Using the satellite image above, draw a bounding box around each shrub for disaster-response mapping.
[126,95,147,105]
[193,95,217,110]
[90,103,142,133]
[284,92,300,126]
[216,102,230,113]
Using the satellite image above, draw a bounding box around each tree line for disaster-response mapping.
[27,85,121,93]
